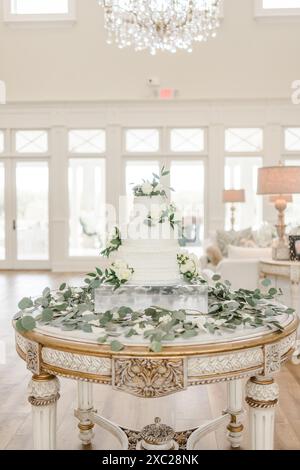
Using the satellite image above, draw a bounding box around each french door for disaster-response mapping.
[0,158,50,269]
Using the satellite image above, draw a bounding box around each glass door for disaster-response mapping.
[15,161,49,264]
[0,159,50,269]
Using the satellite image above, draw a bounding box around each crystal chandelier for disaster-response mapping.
[97,1,221,55]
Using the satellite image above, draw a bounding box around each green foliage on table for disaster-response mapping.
[15,271,295,354]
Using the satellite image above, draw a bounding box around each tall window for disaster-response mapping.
[123,127,207,253]
[0,163,5,260]
[225,128,263,231]
[68,130,106,257]
[0,131,4,153]
[4,0,75,21]
[10,0,69,14]
[285,160,300,226]
[263,0,300,8]
[284,128,300,226]
[255,0,300,16]
[170,161,205,251]
[225,157,263,231]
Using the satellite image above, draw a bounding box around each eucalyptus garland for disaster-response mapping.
[132,166,172,197]
[101,227,122,258]
[14,272,294,353]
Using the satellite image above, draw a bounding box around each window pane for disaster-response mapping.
[16,130,48,153]
[170,161,205,253]
[0,131,4,153]
[225,157,263,231]
[285,128,300,151]
[16,162,49,260]
[69,130,106,154]
[126,129,159,153]
[285,160,300,226]
[263,0,300,8]
[69,159,106,257]
[11,0,69,14]
[0,163,5,260]
[225,128,263,152]
[170,128,204,152]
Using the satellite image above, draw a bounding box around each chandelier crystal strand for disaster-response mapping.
[98,0,221,54]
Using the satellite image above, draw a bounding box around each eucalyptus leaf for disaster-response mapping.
[182,329,198,339]
[110,340,124,352]
[262,278,272,287]
[41,308,54,322]
[97,336,108,344]
[21,316,36,331]
[18,297,33,310]
[150,341,162,353]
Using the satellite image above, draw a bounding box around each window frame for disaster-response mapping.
[255,0,300,18]
[168,127,207,155]
[123,127,162,155]
[13,129,50,156]
[3,0,76,24]
[224,127,264,156]
[68,128,106,156]
[283,127,300,154]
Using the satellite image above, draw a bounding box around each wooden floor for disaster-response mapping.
[0,271,300,450]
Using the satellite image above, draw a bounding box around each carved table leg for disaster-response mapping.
[75,381,95,446]
[246,376,279,450]
[226,379,244,449]
[28,373,60,450]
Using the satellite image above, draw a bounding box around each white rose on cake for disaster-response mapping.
[113,259,128,270]
[117,268,132,281]
[141,181,153,195]
[180,260,196,274]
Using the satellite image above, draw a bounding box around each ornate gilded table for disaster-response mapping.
[14,313,298,451]
[260,259,300,363]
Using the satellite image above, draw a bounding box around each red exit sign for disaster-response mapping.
[158,88,178,100]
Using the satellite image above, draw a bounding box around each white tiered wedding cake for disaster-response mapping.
[101,167,201,287]
[118,195,181,285]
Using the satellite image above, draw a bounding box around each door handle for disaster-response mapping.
[12,220,16,230]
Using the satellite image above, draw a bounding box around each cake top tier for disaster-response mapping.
[132,166,170,199]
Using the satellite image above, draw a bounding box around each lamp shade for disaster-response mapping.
[257,166,300,195]
[223,189,246,203]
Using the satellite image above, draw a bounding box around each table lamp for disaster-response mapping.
[257,165,300,260]
[223,189,246,231]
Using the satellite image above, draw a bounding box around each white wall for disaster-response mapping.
[0,0,300,102]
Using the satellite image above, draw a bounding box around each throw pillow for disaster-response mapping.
[216,228,253,257]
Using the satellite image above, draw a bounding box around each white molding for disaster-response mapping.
[3,0,76,27]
